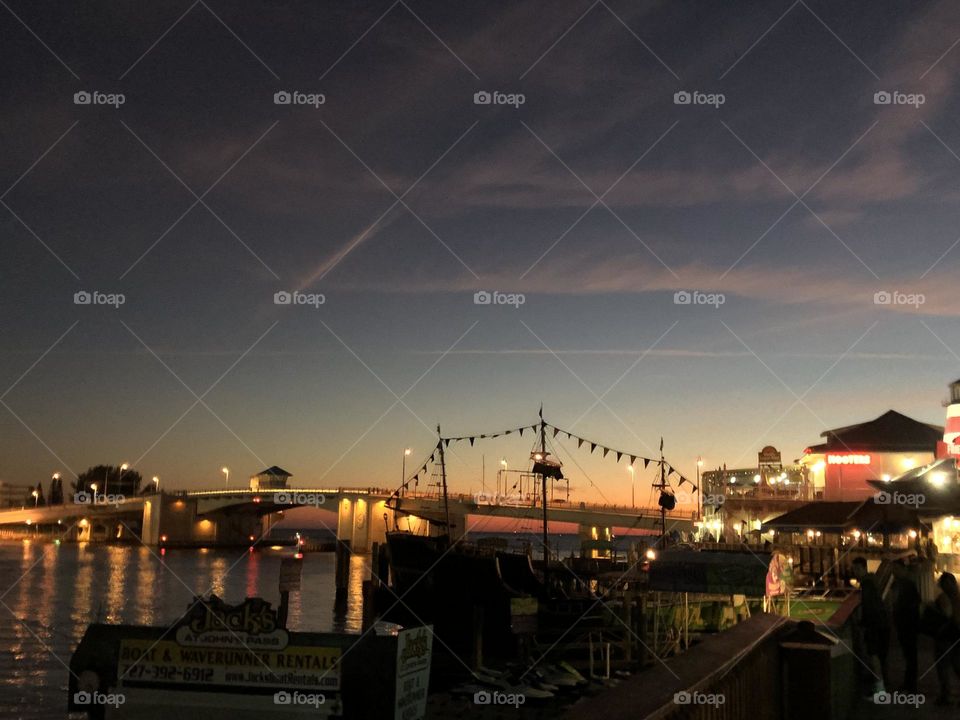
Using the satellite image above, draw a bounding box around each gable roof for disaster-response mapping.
[805,410,942,453]
[256,466,292,477]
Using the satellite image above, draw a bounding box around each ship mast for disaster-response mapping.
[659,440,666,542]
[437,425,451,539]
[540,406,549,588]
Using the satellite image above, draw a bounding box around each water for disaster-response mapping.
[0,541,369,719]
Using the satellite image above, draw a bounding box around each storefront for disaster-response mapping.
[798,410,941,502]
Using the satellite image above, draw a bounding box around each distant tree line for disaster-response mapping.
[24,465,145,506]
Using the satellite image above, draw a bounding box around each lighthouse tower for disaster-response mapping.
[939,379,960,459]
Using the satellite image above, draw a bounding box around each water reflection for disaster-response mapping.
[0,542,366,719]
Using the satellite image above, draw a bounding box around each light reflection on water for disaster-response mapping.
[0,541,368,719]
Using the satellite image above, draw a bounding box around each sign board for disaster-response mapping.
[510,597,538,634]
[827,453,871,465]
[279,557,302,593]
[117,597,340,693]
[758,446,782,467]
[117,638,341,692]
[394,626,432,720]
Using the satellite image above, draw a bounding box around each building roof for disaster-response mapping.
[763,498,927,534]
[762,501,860,532]
[804,410,943,454]
[256,466,292,477]
[866,457,960,513]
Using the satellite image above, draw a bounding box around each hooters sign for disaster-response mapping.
[827,453,871,465]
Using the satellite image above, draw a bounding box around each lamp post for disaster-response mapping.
[152,476,160,493]
[627,465,635,509]
[697,457,704,525]
[90,483,98,504]
[31,489,39,507]
[107,463,128,499]
[402,448,412,496]
[500,458,507,497]
[222,467,229,488]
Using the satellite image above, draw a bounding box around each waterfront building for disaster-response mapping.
[798,410,941,502]
[0,480,35,508]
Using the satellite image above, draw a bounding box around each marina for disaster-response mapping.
[5,1,960,717]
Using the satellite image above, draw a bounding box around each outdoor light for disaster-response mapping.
[902,458,917,470]
[645,549,656,561]
[807,529,815,538]
[729,477,736,484]
[909,529,918,539]
[815,531,822,538]
[930,471,946,487]
[753,474,761,483]
[853,529,861,539]
[812,460,825,472]
[882,474,891,482]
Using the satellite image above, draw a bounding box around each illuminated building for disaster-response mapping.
[798,410,941,502]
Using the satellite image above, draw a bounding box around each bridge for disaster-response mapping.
[0,487,696,551]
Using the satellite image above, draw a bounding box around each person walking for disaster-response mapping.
[934,572,960,705]
[852,557,889,696]
[891,559,920,692]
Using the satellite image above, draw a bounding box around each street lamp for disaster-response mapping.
[696,457,704,525]
[107,463,128,498]
[627,465,635,509]
[31,489,39,507]
[90,483,98,504]
[152,476,160,492]
[222,467,229,487]
[402,448,411,495]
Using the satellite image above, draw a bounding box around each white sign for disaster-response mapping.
[117,639,341,692]
[395,626,432,720]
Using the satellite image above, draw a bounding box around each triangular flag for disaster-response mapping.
[519,428,525,437]
[590,443,597,453]
[643,458,650,468]
[565,432,572,440]
[444,439,451,447]
[616,452,622,462]
[578,438,585,448]
[505,430,512,435]
[553,427,560,438]
[630,455,636,465]
[469,437,475,446]
[602,447,610,458]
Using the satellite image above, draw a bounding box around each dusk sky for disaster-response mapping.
[4,1,960,508]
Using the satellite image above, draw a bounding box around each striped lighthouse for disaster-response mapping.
[940,379,960,459]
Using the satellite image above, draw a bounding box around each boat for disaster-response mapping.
[381,409,690,666]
